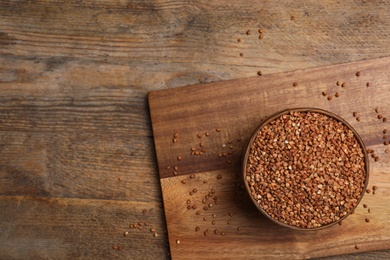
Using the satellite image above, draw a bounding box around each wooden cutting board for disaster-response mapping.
[148,57,390,259]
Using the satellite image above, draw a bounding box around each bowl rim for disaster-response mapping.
[242,107,370,231]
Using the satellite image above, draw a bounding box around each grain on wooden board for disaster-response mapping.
[149,57,390,259]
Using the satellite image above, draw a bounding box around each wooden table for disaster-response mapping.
[0,1,389,259]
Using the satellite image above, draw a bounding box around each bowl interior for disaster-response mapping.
[242,108,370,230]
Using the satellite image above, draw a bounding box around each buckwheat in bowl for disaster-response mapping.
[242,108,369,230]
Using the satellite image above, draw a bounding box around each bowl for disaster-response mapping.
[242,108,369,230]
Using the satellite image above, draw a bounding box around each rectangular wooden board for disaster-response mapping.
[148,57,390,259]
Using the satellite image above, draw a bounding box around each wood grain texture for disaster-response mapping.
[149,57,390,259]
[1,0,390,258]
[0,196,168,259]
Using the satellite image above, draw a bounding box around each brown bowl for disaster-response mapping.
[242,108,369,230]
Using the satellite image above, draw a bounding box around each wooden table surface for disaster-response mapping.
[0,1,389,259]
